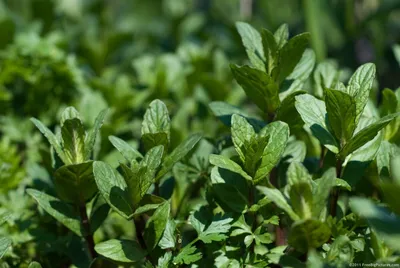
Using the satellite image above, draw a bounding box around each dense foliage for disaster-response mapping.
[1,1,400,267]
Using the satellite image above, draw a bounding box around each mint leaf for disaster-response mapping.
[93,161,134,219]
[261,28,277,73]
[313,60,339,97]
[272,33,310,84]
[295,94,339,153]
[312,168,336,219]
[257,186,299,221]
[141,99,171,151]
[288,219,331,253]
[0,237,11,259]
[274,23,289,49]
[61,118,86,164]
[324,88,357,144]
[144,201,170,250]
[231,114,256,163]
[27,189,84,236]
[30,118,67,163]
[339,113,400,158]
[235,22,265,71]
[54,161,97,204]
[156,133,201,180]
[209,154,252,181]
[345,63,376,124]
[84,108,107,160]
[109,135,143,162]
[94,239,146,263]
[230,64,280,115]
[159,219,176,250]
[254,121,289,183]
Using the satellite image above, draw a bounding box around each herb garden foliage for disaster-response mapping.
[1,9,400,268]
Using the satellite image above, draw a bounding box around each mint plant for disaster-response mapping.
[1,4,400,267]
[28,107,107,260]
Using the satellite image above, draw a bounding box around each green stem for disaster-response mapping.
[329,159,343,218]
[79,205,97,259]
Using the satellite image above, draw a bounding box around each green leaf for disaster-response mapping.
[190,216,233,244]
[209,154,252,181]
[257,186,299,221]
[288,219,331,253]
[289,182,313,219]
[254,121,289,183]
[142,133,169,153]
[326,235,354,264]
[295,94,339,153]
[276,91,307,132]
[274,23,289,49]
[159,219,176,250]
[156,133,202,180]
[158,252,172,268]
[27,189,83,236]
[345,63,376,124]
[142,99,170,136]
[282,140,307,163]
[173,245,202,265]
[61,107,81,125]
[212,183,248,213]
[144,201,170,250]
[93,161,134,219]
[393,44,400,66]
[313,60,339,97]
[287,49,316,81]
[94,239,146,263]
[54,161,97,204]
[231,114,256,163]
[287,162,312,185]
[381,89,400,141]
[141,99,170,151]
[28,261,42,268]
[30,118,67,163]
[261,28,277,73]
[324,88,357,144]
[230,64,280,115]
[235,22,265,71]
[272,33,310,84]
[109,136,143,162]
[90,194,110,233]
[350,197,400,251]
[0,237,11,259]
[334,179,351,191]
[312,168,336,219]
[132,194,166,216]
[61,118,86,164]
[85,109,108,159]
[339,113,400,159]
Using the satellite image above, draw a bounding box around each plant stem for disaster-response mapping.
[134,215,156,265]
[329,159,343,218]
[154,181,160,196]
[319,146,326,169]
[79,205,97,259]
[269,167,286,246]
[134,216,147,250]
